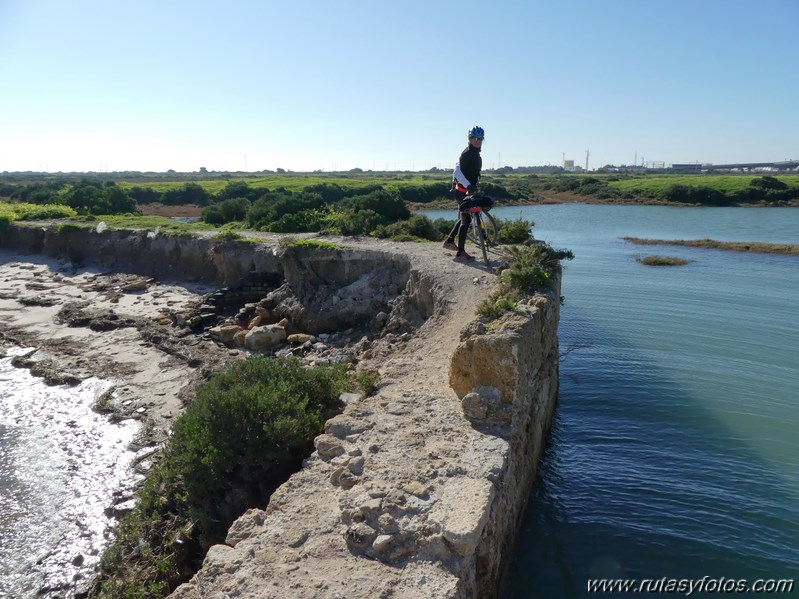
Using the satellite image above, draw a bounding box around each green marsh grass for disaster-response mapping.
[624,237,799,256]
[636,255,693,266]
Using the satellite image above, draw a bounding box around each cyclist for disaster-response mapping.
[443,125,486,261]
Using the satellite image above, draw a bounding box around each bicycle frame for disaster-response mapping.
[460,204,496,265]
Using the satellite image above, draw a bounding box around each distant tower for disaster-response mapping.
[585,149,590,172]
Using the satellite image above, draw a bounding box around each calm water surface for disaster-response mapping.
[428,205,799,597]
[0,347,140,598]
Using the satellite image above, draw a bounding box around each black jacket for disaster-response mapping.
[457,144,482,189]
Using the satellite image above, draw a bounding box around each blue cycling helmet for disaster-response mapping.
[468,126,485,138]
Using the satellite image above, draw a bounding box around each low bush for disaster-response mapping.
[659,184,730,206]
[496,216,535,244]
[477,242,574,320]
[91,357,353,598]
[202,197,251,225]
[0,201,77,220]
[326,208,385,236]
[499,244,573,293]
[0,212,14,230]
[374,214,441,241]
[279,239,339,251]
[432,217,456,238]
[637,254,693,266]
[477,289,523,319]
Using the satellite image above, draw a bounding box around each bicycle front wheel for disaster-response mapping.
[476,215,489,265]
[467,211,498,247]
[481,212,498,246]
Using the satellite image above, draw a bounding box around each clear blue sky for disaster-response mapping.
[0,0,796,173]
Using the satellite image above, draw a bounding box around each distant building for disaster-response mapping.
[671,163,704,173]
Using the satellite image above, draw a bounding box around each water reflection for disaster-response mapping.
[504,307,799,598]
[0,347,140,598]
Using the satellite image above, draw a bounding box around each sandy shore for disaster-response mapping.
[0,250,241,444]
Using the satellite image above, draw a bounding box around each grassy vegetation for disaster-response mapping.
[624,237,799,256]
[211,230,262,244]
[90,356,362,599]
[4,172,798,246]
[0,201,77,221]
[496,216,535,244]
[636,255,693,266]
[277,238,340,250]
[608,174,799,195]
[476,243,574,319]
[73,214,218,232]
[115,173,454,195]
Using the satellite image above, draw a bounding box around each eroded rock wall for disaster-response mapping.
[449,287,561,596]
[0,225,275,285]
[170,274,561,599]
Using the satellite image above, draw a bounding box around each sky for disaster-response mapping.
[0,0,796,173]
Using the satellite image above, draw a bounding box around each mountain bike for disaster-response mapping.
[462,194,498,265]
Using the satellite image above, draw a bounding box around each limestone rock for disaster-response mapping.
[345,522,377,549]
[244,325,287,350]
[225,508,267,547]
[433,478,495,557]
[314,434,345,459]
[324,415,369,439]
[287,333,316,345]
[402,481,429,498]
[209,325,243,344]
[461,392,488,420]
[232,329,247,347]
[248,315,264,329]
[348,455,365,475]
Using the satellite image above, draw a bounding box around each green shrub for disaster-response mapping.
[637,254,693,266]
[338,190,409,222]
[66,180,138,215]
[659,184,730,206]
[279,239,339,250]
[92,357,351,598]
[432,217,456,237]
[213,230,245,242]
[171,358,348,540]
[478,243,574,320]
[327,208,385,236]
[498,244,574,293]
[246,192,325,230]
[354,369,380,396]
[55,223,86,234]
[161,183,211,206]
[477,289,522,319]
[202,197,251,225]
[496,217,535,244]
[17,203,78,220]
[374,214,441,241]
[750,176,788,191]
[268,208,328,233]
[0,212,14,230]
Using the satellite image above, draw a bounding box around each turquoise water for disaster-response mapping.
[427,205,799,597]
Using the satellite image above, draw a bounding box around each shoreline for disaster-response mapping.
[0,251,239,596]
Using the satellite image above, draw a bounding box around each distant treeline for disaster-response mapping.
[0,178,524,237]
[531,175,799,205]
